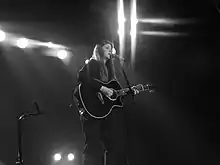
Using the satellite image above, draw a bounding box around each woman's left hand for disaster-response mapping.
[131,87,140,95]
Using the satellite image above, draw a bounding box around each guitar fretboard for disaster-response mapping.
[116,84,147,96]
[116,88,130,96]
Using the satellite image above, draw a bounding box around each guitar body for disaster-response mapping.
[78,79,123,119]
[73,78,154,119]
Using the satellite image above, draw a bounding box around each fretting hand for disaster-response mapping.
[131,86,140,95]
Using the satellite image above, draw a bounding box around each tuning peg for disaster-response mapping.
[148,84,157,92]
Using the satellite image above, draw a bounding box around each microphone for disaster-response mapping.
[110,53,125,61]
[110,47,125,61]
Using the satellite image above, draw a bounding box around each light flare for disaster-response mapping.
[16,38,29,49]
[139,31,188,36]
[0,30,6,42]
[138,18,197,25]
[117,0,126,63]
[130,0,137,67]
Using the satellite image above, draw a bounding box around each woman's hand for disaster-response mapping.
[100,86,114,97]
[131,86,140,95]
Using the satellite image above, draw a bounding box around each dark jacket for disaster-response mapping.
[77,59,115,91]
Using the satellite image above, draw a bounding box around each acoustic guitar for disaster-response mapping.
[73,79,154,119]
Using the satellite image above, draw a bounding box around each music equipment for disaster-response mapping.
[73,79,154,119]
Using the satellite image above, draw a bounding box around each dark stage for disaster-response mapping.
[0,0,219,165]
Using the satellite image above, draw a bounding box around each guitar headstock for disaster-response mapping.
[134,84,155,93]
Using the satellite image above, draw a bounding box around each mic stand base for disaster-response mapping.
[16,115,24,165]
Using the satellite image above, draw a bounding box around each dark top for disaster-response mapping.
[77,59,115,91]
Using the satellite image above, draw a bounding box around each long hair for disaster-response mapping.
[90,41,116,80]
[90,44,103,61]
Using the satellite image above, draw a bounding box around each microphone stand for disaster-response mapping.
[16,102,41,165]
[119,59,135,103]
[117,58,135,165]
[121,67,135,102]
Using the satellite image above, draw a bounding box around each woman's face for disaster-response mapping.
[102,43,112,60]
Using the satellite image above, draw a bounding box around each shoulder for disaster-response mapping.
[87,59,100,68]
[89,58,98,64]
[78,59,100,73]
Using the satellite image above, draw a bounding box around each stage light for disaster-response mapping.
[53,153,62,162]
[57,49,68,60]
[139,31,188,36]
[117,0,126,37]
[138,18,195,25]
[130,0,138,39]
[117,0,126,61]
[67,153,75,161]
[0,30,6,42]
[46,42,54,48]
[130,0,138,67]
[16,38,29,49]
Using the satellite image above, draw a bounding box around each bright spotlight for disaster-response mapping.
[117,0,126,61]
[57,49,68,60]
[130,0,138,39]
[47,42,54,48]
[54,153,62,161]
[0,30,6,42]
[118,0,126,37]
[67,153,75,161]
[117,0,126,37]
[130,0,137,67]
[16,38,29,49]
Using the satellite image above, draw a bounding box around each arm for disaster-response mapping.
[77,60,102,91]
[77,60,114,96]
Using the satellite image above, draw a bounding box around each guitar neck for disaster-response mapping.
[116,84,153,96]
[117,88,130,96]
[116,87,137,96]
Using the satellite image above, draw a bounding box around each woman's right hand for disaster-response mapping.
[100,86,114,97]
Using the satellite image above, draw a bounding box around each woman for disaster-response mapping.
[78,40,116,98]
[76,40,131,165]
